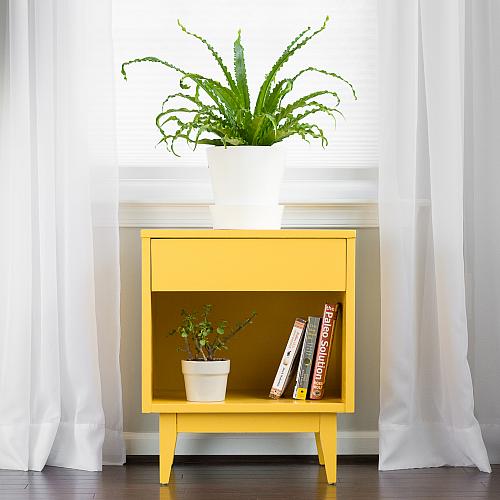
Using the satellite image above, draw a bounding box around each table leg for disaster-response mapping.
[319,413,337,484]
[159,414,177,484]
[315,432,325,465]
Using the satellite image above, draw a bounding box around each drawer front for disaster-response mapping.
[151,238,346,291]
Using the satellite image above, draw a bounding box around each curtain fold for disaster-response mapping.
[378,0,491,472]
[0,0,124,470]
[463,0,500,465]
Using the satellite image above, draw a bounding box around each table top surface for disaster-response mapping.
[141,229,357,239]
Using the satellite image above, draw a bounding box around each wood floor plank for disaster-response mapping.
[0,459,497,499]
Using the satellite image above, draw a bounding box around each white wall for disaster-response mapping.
[119,227,381,454]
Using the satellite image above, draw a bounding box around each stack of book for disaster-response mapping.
[269,303,341,401]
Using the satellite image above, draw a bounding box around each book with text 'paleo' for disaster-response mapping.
[292,316,321,400]
[309,303,341,400]
[269,318,307,400]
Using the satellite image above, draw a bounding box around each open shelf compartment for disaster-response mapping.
[150,291,345,412]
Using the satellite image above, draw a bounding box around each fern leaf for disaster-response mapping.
[161,91,218,113]
[291,67,357,99]
[276,120,329,147]
[254,17,329,115]
[121,56,185,80]
[233,30,251,110]
[278,90,341,121]
[177,20,238,93]
[179,74,242,124]
[292,103,340,126]
[264,79,294,114]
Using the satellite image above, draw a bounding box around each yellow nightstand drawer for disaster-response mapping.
[150,237,347,291]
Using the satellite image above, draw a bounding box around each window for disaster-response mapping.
[113,0,378,222]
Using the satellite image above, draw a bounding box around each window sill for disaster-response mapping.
[119,202,377,228]
[119,167,378,228]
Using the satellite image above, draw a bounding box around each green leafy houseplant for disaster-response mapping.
[170,305,256,361]
[121,16,356,156]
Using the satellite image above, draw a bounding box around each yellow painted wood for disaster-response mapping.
[141,236,152,413]
[141,229,356,484]
[343,237,356,412]
[315,433,325,465]
[152,291,344,400]
[151,391,345,413]
[151,238,346,291]
[177,413,320,433]
[319,413,337,484]
[141,229,357,239]
[159,414,177,485]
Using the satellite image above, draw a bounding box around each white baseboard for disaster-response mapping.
[124,431,379,456]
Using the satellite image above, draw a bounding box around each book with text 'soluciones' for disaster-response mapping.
[292,316,321,400]
[309,303,341,400]
[269,318,307,400]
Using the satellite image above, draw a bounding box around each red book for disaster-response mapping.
[308,303,340,400]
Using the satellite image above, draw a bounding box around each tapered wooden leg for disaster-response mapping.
[315,432,325,465]
[159,414,177,484]
[319,413,337,484]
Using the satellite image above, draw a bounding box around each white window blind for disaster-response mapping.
[113,0,378,210]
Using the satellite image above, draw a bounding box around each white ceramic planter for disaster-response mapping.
[206,145,286,229]
[181,359,230,402]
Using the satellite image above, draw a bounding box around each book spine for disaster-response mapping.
[269,318,307,399]
[292,316,321,400]
[309,304,340,400]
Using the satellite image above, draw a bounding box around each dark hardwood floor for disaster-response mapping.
[0,456,497,499]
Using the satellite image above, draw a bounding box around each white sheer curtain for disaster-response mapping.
[378,0,491,471]
[464,0,500,465]
[0,0,124,470]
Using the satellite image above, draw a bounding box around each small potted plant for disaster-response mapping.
[121,17,356,229]
[170,305,256,402]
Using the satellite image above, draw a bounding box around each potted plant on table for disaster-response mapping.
[170,305,256,402]
[121,16,356,229]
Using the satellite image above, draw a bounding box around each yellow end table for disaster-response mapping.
[141,230,356,484]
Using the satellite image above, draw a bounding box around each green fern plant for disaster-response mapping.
[121,16,356,156]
